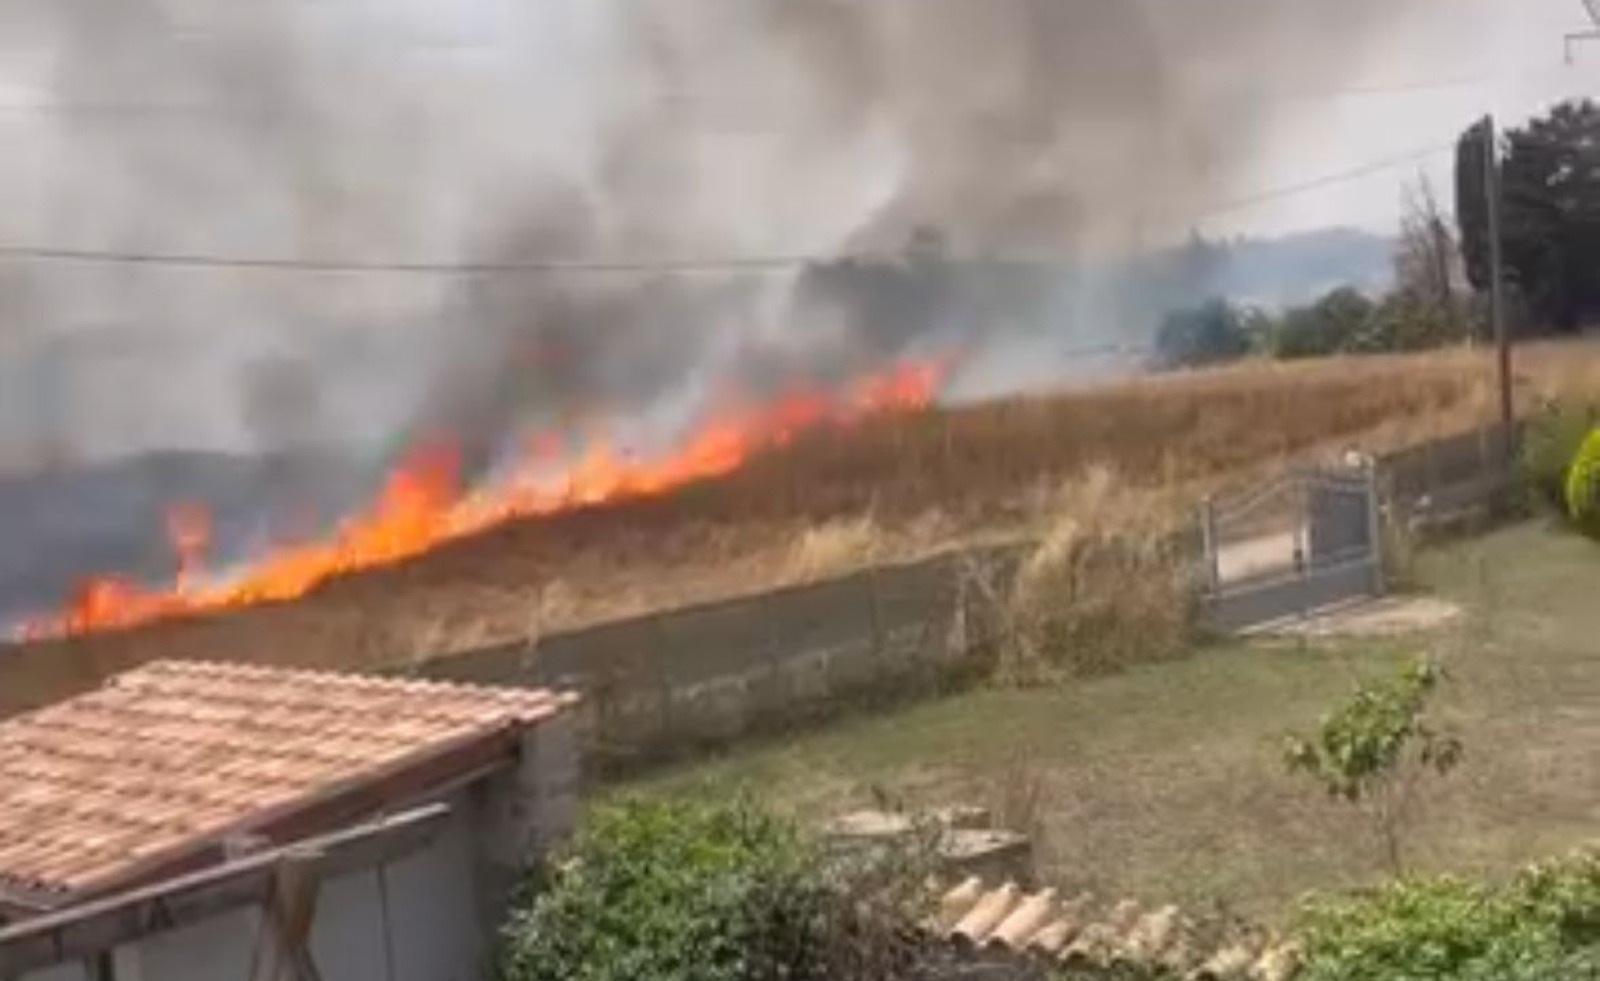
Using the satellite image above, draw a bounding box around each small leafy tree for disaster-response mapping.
[1284,659,1463,874]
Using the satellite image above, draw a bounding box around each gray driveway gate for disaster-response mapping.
[1199,462,1385,632]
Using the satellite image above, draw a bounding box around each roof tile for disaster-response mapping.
[0,660,571,905]
[936,879,1302,981]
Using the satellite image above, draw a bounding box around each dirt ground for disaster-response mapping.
[629,521,1600,917]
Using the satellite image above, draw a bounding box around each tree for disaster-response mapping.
[1273,286,1375,359]
[1154,297,1251,369]
[1399,178,1460,313]
[1455,118,1493,296]
[1457,100,1600,331]
[1353,180,1470,354]
[1285,658,1463,875]
[1398,179,1471,344]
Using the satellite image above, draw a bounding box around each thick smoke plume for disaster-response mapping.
[0,0,1422,476]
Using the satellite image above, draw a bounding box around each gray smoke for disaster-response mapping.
[1,0,1419,475]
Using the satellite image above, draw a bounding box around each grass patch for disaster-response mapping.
[624,522,1600,918]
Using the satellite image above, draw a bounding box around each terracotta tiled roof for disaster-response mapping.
[0,661,573,910]
[935,878,1302,981]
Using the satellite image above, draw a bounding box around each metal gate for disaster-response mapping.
[1199,462,1384,632]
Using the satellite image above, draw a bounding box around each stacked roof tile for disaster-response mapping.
[0,660,573,910]
[936,878,1302,981]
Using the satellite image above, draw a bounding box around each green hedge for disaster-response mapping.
[1297,851,1600,981]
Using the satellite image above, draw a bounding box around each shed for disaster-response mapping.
[0,660,579,981]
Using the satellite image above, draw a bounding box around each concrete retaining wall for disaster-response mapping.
[416,547,1022,773]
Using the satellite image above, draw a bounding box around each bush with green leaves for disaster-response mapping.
[1284,659,1462,874]
[1153,298,1253,369]
[497,796,926,981]
[1353,291,1471,354]
[1564,427,1600,539]
[1271,287,1377,359]
[1513,850,1600,950]
[1296,851,1600,981]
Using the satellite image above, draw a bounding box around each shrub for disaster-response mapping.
[1298,877,1556,981]
[998,469,1196,685]
[498,796,925,981]
[1154,298,1252,369]
[1564,428,1600,539]
[1296,851,1600,981]
[1284,659,1462,874]
[1355,291,1470,354]
[1273,287,1376,360]
[1522,400,1599,512]
[1512,850,1600,949]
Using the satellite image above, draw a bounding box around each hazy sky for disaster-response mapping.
[1205,0,1600,237]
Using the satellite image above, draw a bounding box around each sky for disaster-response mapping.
[1204,0,1600,237]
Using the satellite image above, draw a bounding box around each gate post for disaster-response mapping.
[1365,460,1386,596]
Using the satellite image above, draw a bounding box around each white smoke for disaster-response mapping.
[1,0,1434,469]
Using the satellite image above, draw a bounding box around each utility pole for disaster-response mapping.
[1483,114,1514,441]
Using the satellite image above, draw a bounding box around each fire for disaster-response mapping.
[17,358,945,639]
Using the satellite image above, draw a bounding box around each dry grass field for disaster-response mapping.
[4,342,1599,714]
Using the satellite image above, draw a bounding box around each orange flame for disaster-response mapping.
[17,358,945,639]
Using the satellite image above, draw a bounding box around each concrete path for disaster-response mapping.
[1244,595,1463,638]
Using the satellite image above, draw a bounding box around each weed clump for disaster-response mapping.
[997,468,1198,685]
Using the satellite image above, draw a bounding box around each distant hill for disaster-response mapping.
[1206,228,1395,309]
[1102,227,1397,339]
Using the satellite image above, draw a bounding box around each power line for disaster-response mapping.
[1276,61,1582,101]
[1199,142,1458,219]
[0,139,1461,275]
[0,243,826,275]
[2,58,1584,120]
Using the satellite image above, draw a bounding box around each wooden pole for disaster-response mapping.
[252,850,324,981]
[1483,114,1514,445]
[1199,497,1219,593]
[1365,461,1386,596]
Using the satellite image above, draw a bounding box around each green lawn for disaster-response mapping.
[619,521,1600,917]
